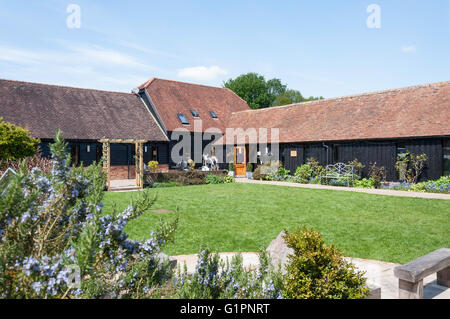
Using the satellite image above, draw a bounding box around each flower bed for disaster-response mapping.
[145,170,227,187]
[253,160,450,194]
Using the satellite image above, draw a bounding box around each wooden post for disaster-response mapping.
[102,142,111,191]
[139,142,144,189]
[135,142,139,187]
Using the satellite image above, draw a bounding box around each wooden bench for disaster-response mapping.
[321,163,354,186]
[393,248,450,299]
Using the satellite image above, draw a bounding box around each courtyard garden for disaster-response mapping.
[1,130,449,299]
[103,183,450,264]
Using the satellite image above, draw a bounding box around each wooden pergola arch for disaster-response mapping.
[99,139,147,191]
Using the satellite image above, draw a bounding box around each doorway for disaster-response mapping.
[234,146,247,176]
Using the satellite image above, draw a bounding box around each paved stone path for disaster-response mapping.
[172,252,450,299]
[236,178,450,200]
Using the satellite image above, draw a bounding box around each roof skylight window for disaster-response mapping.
[177,113,189,125]
[190,110,199,118]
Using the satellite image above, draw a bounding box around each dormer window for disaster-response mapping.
[210,111,218,119]
[190,110,199,118]
[177,113,189,125]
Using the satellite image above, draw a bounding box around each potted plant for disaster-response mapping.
[246,162,253,179]
[228,161,235,176]
[147,160,159,173]
[187,159,195,171]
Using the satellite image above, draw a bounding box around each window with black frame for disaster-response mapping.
[396,143,407,158]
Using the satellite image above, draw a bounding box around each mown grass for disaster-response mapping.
[103,183,450,264]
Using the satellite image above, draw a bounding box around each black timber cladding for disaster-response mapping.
[280,137,448,181]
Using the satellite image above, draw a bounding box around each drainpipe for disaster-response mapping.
[322,143,329,166]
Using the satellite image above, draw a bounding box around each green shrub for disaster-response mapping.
[348,158,364,180]
[252,165,266,180]
[354,178,375,189]
[252,161,281,180]
[228,162,235,171]
[0,117,40,161]
[146,171,227,187]
[410,175,450,193]
[307,157,325,179]
[282,226,369,299]
[152,181,178,188]
[223,175,235,184]
[395,151,428,184]
[277,167,291,178]
[176,171,206,186]
[246,162,253,172]
[294,158,325,184]
[205,173,224,185]
[294,164,312,183]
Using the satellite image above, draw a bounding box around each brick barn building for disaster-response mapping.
[1,78,449,182]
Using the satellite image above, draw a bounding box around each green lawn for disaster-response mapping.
[103,183,450,264]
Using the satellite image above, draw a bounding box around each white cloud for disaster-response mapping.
[177,66,228,81]
[401,45,416,53]
[118,41,183,61]
[0,46,46,65]
[0,42,156,70]
[0,43,157,92]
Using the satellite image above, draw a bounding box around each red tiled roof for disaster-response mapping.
[139,78,251,132]
[0,79,168,141]
[217,81,450,144]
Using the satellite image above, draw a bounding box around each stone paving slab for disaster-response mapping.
[236,178,450,200]
[171,252,450,299]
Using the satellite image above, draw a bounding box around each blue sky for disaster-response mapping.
[0,0,448,98]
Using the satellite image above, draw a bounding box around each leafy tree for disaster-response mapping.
[303,95,324,102]
[0,117,39,161]
[223,73,277,109]
[224,73,323,109]
[267,78,287,97]
[273,90,305,106]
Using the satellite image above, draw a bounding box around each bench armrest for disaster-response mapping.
[394,248,450,282]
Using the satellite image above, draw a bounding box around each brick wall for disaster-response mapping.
[109,164,169,180]
[154,164,169,173]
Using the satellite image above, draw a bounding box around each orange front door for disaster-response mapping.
[234,146,246,176]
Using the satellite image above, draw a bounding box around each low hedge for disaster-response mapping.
[145,170,227,187]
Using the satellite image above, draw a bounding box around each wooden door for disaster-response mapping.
[234,146,246,176]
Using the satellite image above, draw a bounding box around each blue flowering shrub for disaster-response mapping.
[265,166,291,182]
[172,248,283,299]
[409,175,450,194]
[0,131,178,298]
